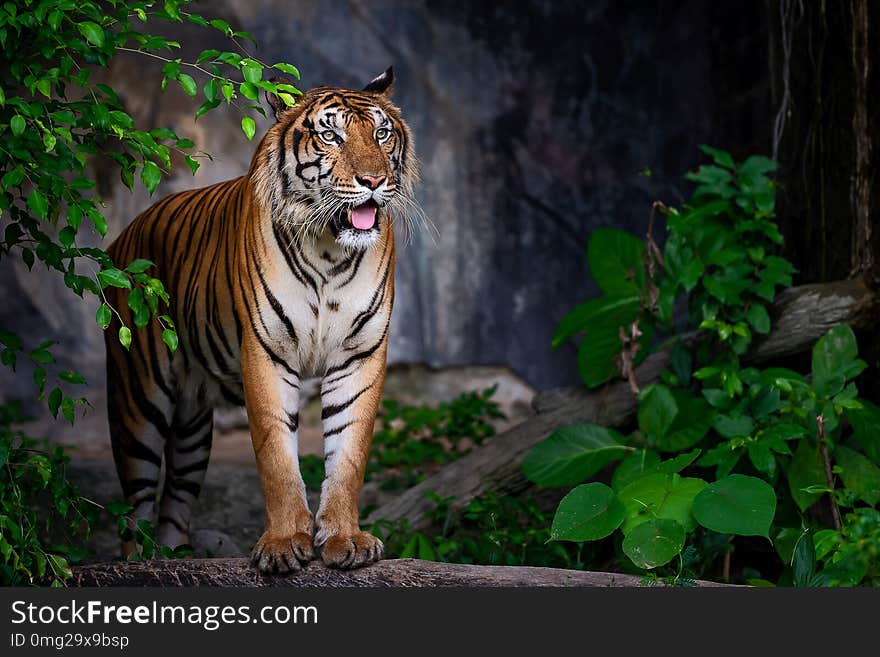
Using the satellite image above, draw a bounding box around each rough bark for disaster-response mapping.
[70,557,735,588]
[367,279,878,530]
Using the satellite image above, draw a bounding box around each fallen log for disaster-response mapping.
[366,279,878,530]
[71,557,735,587]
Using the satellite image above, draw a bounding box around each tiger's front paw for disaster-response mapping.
[250,532,314,574]
[319,531,384,569]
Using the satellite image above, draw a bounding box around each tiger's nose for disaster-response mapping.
[355,174,386,190]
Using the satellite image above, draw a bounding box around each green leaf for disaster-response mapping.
[622,518,685,569]
[185,155,200,176]
[550,483,626,542]
[59,370,86,385]
[522,423,629,487]
[617,473,707,534]
[97,268,131,289]
[611,450,661,491]
[656,394,714,452]
[178,73,198,97]
[274,62,301,79]
[638,385,678,441]
[162,329,178,353]
[552,295,638,347]
[791,530,816,587]
[27,189,49,219]
[125,259,155,274]
[10,114,25,135]
[96,303,112,329]
[241,116,256,141]
[119,326,132,350]
[77,21,105,47]
[713,413,755,439]
[48,387,62,418]
[699,145,735,170]
[141,160,161,195]
[242,61,263,84]
[587,228,645,296]
[834,445,880,506]
[745,304,771,334]
[693,474,776,537]
[846,400,880,466]
[812,325,864,397]
[787,440,826,511]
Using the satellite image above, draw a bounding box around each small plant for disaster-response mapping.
[0,402,91,586]
[525,147,880,584]
[369,491,586,569]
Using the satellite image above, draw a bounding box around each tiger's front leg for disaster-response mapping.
[241,330,314,574]
[315,339,388,568]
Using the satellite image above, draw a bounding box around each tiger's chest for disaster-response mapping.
[258,230,394,378]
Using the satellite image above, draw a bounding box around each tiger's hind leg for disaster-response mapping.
[106,360,174,558]
[156,404,214,550]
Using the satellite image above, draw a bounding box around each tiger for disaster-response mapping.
[103,67,418,573]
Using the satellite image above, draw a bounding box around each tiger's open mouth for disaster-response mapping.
[334,199,379,233]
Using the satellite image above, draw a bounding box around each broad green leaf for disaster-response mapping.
[141,160,161,195]
[587,228,645,296]
[10,114,25,135]
[274,62,301,79]
[846,400,880,466]
[241,116,256,141]
[162,329,179,353]
[812,325,864,397]
[59,370,86,385]
[787,440,825,511]
[638,384,678,441]
[622,518,685,569]
[745,303,771,334]
[27,189,48,218]
[834,445,880,506]
[656,394,714,452]
[617,473,707,534]
[96,303,112,329]
[656,449,702,475]
[791,530,816,587]
[713,413,754,439]
[178,73,198,96]
[699,145,735,170]
[77,21,105,47]
[522,423,629,487]
[551,483,625,542]
[552,295,638,348]
[611,450,661,491]
[693,474,776,537]
[119,326,132,350]
[97,268,131,289]
[125,259,155,274]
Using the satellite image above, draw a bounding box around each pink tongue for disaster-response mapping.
[350,206,377,230]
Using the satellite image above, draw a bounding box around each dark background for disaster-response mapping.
[0,0,876,442]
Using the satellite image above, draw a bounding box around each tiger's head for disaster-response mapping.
[252,67,419,251]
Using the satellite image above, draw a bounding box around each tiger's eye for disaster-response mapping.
[375,128,390,141]
[320,130,336,142]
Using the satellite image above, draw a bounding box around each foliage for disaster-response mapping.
[528,146,880,585]
[369,491,586,569]
[0,0,300,585]
[0,402,90,586]
[0,0,301,418]
[306,387,505,492]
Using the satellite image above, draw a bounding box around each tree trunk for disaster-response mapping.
[367,280,878,530]
[70,557,737,588]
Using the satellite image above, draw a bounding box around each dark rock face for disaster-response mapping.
[0,1,772,435]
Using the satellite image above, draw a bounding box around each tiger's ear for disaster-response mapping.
[265,76,296,121]
[362,66,394,96]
